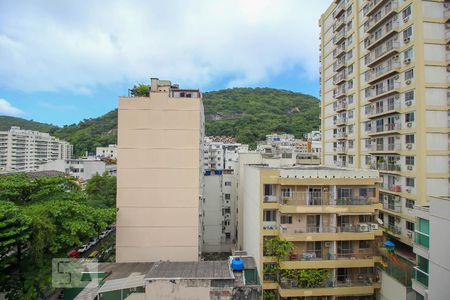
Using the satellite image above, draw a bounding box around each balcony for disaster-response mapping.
[367,123,401,136]
[264,195,278,203]
[335,117,347,126]
[365,21,399,50]
[333,57,346,72]
[332,0,346,19]
[365,39,400,67]
[333,15,346,32]
[365,79,400,102]
[365,59,400,84]
[380,183,401,193]
[364,0,390,17]
[366,98,400,118]
[386,224,402,235]
[333,29,347,45]
[335,160,347,167]
[263,221,278,231]
[367,143,401,153]
[333,43,346,58]
[333,70,347,85]
[333,85,347,99]
[335,132,348,140]
[281,250,378,269]
[335,145,346,153]
[280,191,333,206]
[382,201,402,213]
[334,100,347,112]
[364,0,399,33]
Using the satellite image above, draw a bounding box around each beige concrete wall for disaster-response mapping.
[145,281,211,300]
[116,92,203,262]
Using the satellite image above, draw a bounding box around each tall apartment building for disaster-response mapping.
[116,78,204,262]
[411,195,450,300]
[0,126,72,172]
[203,136,248,171]
[241,165,383,298]
[320,0,449,248]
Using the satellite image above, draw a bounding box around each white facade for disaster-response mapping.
[39,159,107,180]
[96,144,117,159]
[203,137,248,171]
[412,196,450,300]
[0,126,72,172]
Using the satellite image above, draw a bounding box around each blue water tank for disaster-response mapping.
[231,258,244,271]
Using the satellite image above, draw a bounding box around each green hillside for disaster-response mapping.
[0,88,320,155]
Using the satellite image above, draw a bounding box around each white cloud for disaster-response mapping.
[0,98,23,116]
[0,0,332,92]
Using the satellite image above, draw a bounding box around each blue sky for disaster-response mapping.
[0,0,331,126]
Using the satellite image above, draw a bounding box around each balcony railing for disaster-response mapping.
[263,221,278,230]
[333,70,347,85]
[334,100,347,112]
[385,224,402,235]
[333,15,346,32]
[335,132,348,139]
[413,267,429,287]
[380,183,401,192]
[364,0,390,16]
[280,191,333,206]
[333,43,346,58]
[333,85,347,98]
[335,117,347,126]
[366,99,400,117]
[279,276,378,289]
[332,0,346,19]
[367,123,401,134]
[364,0,398,33]
[365,21,399,50]
[285,249,376,261]
[335,145,346,153]
[365,79,400,101]
[281,224,378,235]
[263,195,278,203]
[333,29,347,45]
[367,143,401,152]
[335,160,347,167]
[333,57,346,72]
[335,197,377,205]
[365,60,400,83]
[382,201,402,212]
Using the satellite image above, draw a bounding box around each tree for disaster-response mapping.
[85,172,117,208]
[0,201,31,262]
[130,83,150,97]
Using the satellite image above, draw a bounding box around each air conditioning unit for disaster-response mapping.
[407,122,413,128]
[370,223,379,230]
[406,143,413,149]
[324,241,332,247]
[403,16,409,23]
[404,58,411,64]
[407,230,413,238]
[393,55,399,60]
[405,100,412,106]
[407,165,413,171]
[264,196,269,201]
[406,80,412,85]
[405,188,412,193]
[404,37,410,43]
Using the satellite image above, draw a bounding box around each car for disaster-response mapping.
[68,250,81,258]
[88,250,99,258]
[88,237,98,246]
[57,290,64,299]
[99,232,107,239]
[78,244,90,253]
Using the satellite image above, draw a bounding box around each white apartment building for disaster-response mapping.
[38,158,110,180]
[203,136,248,171]
[411,195,450,300]
[0,126,72,172]
[320,0,449,249]
[96,144,117,159]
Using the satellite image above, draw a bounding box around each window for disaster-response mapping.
[406,221,415,231]
[333,155,337,161]
[379,212,384,221]
[406,177,415,187]
[224,181,231,186]
[405,90,414,101]
[280,215,293,224]
[348,125,354,134]
[348,110,354,119]
[348,140,354,149]
[405,69,414,81]
[346,20,353,31]
[347,34,353,45]
[405,156,415,165]
[346,4,352,17]
[405,134,415,144]
[225,194,231,200]
[359,240,370,249]
[404,47,413,60]
[402,5,412,19]
[346,49,353,59]
[405,112,415,122]
[403,26,413,40]
[263,210,276,222]
[347,64,354,75]
[264,184,276,196]
[348,79,354,89]
[347,94,354,104]
[405,199,415,209]
[348,155,354,164]
[359,215,372,223]
[365,155,372,165]
[225,233,231,240]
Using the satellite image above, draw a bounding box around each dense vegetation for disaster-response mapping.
[0,88,320,155]
[0,173,116,299]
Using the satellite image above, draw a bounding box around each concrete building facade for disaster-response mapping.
[411,195,450,300]
[116,78,204,263]
[96,144,117,160]
[38,158,109,180]
[0,126,72,172]
[240,165,383,298]
[320,0,450,248]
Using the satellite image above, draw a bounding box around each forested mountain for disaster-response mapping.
[0,88,320,155]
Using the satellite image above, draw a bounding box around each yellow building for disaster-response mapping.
[116,78,204,262]
[319,0,449,247]
[241,165,383,299]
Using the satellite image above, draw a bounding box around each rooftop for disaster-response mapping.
[145,261,234,280]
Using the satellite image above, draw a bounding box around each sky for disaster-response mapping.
[0,0,332,126]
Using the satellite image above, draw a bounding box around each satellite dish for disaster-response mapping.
[377,218,383,225]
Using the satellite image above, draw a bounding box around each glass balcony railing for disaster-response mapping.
[367,123,401,134]
[413,267,429,287]
[366,99,400,117]
[415,231,429,248]
[367,143,401,152]
[364,0,398,33]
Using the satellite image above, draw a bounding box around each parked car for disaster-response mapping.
[87,237,98,247]
[78,244,90,253]
[88,250,99,258]
[99,231,108,239]
[68,250,81,258]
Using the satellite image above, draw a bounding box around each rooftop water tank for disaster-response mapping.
[231,258,244,271]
